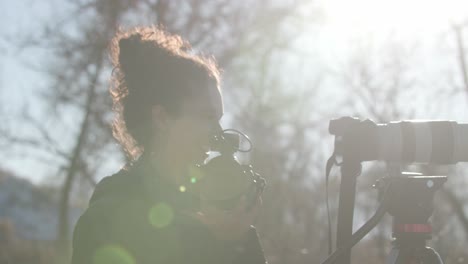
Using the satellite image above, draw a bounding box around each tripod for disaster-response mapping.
[321,173,446,264]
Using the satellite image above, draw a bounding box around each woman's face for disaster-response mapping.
[154,83,223,179]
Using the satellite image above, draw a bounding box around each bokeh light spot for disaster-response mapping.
[93,244,135,264]
[179,185,186,192]
[188,166,205,184]
[148,202,174,228]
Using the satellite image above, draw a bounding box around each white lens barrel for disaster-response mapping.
[376,121,468,164]
[454,123,468,162]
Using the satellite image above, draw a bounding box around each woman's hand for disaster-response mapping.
[189,195,261,242]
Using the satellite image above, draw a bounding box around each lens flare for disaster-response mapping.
[179,185,186,192]
[93,244,135,264]
[148,202,174,228]
[188,165,205,183]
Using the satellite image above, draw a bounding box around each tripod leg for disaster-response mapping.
[386,247,400,264]
[420,247,444,264]
[388,247,415,264]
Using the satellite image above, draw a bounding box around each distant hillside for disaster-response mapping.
[0,169,82,241]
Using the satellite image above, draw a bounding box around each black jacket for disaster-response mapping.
[71,158,267,264]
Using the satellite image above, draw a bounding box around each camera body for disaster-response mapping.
[198,130,265,211]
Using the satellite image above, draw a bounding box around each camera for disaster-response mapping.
[197,129,265,211]
[323,117,467,264]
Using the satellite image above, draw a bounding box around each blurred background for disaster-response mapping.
[1,0,468,263]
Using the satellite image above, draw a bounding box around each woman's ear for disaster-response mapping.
[151,105,170,131]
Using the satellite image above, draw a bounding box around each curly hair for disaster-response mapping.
[109,26,221,161]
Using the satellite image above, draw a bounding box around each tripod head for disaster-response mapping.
[376,173,447,240]
[380,173,447,264]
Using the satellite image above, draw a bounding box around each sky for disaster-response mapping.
[1,0,63,184]
[1,0,468,184]
[316,0,468,122]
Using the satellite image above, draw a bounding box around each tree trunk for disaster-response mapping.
[454,25,468,102]
[441,188,468,237]
[56,56,103,250]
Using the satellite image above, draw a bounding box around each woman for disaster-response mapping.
[71,26,266,264]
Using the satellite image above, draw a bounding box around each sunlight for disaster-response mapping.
[324,0,468,36]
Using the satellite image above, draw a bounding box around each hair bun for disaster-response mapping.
[118,34,144,76]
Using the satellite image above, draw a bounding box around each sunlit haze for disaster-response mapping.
[2,1,468,185]
[324,0,468,36]
[1,2,468,263]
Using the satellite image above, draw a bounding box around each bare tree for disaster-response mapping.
[220,6,337,262]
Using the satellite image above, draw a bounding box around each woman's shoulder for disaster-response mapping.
[89,168,138,203]
[71,170,163,264]
[77,168,148,229]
